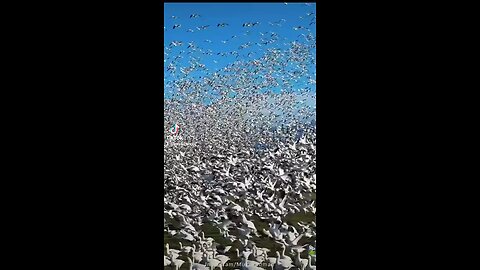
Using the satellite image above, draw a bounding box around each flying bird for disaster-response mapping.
[197,25,210,30]
[243,22,259,27]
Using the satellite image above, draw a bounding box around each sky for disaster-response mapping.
[164,2,316,108]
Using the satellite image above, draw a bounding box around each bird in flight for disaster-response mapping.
[169,41,183,47]
[197,25,210,30]
[243,22,259,27]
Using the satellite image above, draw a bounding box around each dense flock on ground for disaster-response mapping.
[164,4,316,270]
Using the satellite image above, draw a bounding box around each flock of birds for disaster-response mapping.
[164,4,316,270]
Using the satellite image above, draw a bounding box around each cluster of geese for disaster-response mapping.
[164,127,316,270]
[164,5,316,92]
[164,106,317,270]
[165,241,316,270]
[164,4,317,270]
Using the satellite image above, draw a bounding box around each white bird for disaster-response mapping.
[289,244,308,256]
[269,223,283,240]
[236,248,253,260]
[279,245,292,264]
[188,257,209,270]
[241,214,258,232]
[240,257,266,270]
[306,255,316,270]
[180,242,194,253]
[294,250,308,270]
[262,228,274,238]
[171,257,185,270]
[213,250,230,268]
[163,21,317,268]
[238,226,253,239]
[192,245,204,263]
[252,246,265,263]
[178,229,196,242]
[265,253,277,269]
[201,231,215,243]
[164,256,171,267]
[218,219,235,234]
[274,251,293,269]
[166,243,181,256]
[288,234,304,246]
[206,255,222,270]
[166,226,177,237]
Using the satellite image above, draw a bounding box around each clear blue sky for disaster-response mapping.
[164,2,316,98]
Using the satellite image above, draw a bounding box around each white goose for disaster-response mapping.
[171,257,185,270]
[203,245,215,259]
[237,226,254,239]
[191,245,204,263]
[178,229,196,242]
[178,214,197,232]
[269,223,282,240]
[274,251,293,270]
[306,255,315,270]
[205,254,222,270]
[187,257,209,270]
[236,248,252,260]
[166,226,177,237]
[180,242,194,254]
[164,256,171,267]
[289,244,308,256]
[217,219,235,234]
[168,251,180,261]
[279,244,292,264]
[240,257,266,270]
[264,253,277,270]
[213,250,230,268]
[236,249,261,267]
[166,243,181,257]
[294,250,308,270]
[252,246,265,263]
[201,231,215,243]
[262,228,274,238]
[216,244,232,255]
